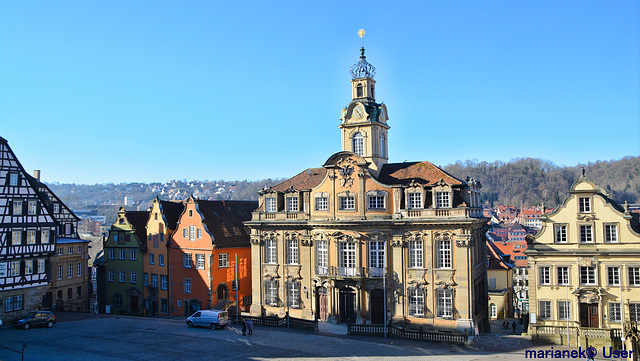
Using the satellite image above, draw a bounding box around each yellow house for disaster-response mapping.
[245,46,489,334]
[487,240,514,320]
[526,171,640,349]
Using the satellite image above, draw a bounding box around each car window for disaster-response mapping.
[193,312,201,317]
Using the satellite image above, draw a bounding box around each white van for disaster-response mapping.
[186,310,229,330]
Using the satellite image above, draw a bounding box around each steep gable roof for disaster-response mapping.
[159,200,185,231]
[124,211,150,246]
[376,161,464,186]
[272,168,327,192]
[486,239,514,270]
[197,200,257,249]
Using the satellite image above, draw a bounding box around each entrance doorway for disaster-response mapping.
[579,303,599,328]
[129,295,139,313]
[339,288,356,323]
[189,300,201,315]
[316,287,328,321]
[370,289,385,324]
[217,284,229,301]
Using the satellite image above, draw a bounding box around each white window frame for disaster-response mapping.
[408,287,425,317]
[408,193,422,209]
[557,267,569,285]
[67,264,73,278]
[435,192,450,208]
[339,242,356,269]
[436,288,453,319]
[540,266,551,285]
[108,270,115,282]
[608,267,620,286]
[77,262,82,277]
[265,279,278,306]
[196,254,205,269]
[159,254,165,266]
[580,266,597,285]
[189,226,195,241]
[149,253,155,265]
[12,230,21,246]
[265,238,277,264]
[436,239,452,269]
[629,267,640,286]
[109,249,115,259]
[185,279,191,293]
[119,271,126,283]
[317,239,328,274]
[9,173,18,186]
[13,200,22,215]
[352,132,364,156]
[558,300,571,320]
[339,196,355,210]
[37,259,45,274]
[604,224,618,243]
[579,197,591,213]
[28,200,37,215]
[609,302,621,322]
[119,249,126,260]
[540,300,552,319]
[130,249,137,260]
[408,239,423,268]
[286,197,299,212]
[152,274,158,288]
[41,230,49,244]
[555,225,567,243]
[24,260,33,275]
[315,196,328,211]
[161,275,168,290]
[131,271,137,284]
[369,241,385,269]
[265,197,277,212]
[580,225,593,243]
[368,195,385,209]
[286,238,299,265]
[26,230,36,244]
[632,304,640,322]
[219,253,229,268]
[287,281,300,308]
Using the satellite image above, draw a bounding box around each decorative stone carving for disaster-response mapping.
[250,237,261,245]
[285,265,302,279]
[337,157,357,188]
[455,235,472,248]
[263,264,280,278]
[434,269,455,283]
[300,238,313,247]
[391,238,404,248]
[407,269,426,284]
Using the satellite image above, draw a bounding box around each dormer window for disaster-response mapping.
[408,193,422,209]
[286,197,298,212]
[436,192,450,208]
[266,198,277,212]
[579,197,591,213]
[353,132,364,156]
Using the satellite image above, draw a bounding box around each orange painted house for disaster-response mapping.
[168,197,255,316]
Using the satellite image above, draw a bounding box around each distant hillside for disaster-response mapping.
[443,156,640,207]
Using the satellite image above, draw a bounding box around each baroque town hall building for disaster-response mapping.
[246,48,490,333]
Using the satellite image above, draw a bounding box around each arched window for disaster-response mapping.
[379,132,385,158]
[353,132,364,156]
[490,303,497,318]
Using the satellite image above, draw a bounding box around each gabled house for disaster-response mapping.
[486,239,514,320]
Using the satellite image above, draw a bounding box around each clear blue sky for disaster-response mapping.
[2,1,638,184]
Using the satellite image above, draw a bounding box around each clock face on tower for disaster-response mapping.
[352,105,364,120]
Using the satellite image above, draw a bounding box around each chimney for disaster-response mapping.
[34,170,41,181]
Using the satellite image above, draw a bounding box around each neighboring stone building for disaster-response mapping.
[246,47,489,333]
[49,238,90,312]
[526,172,640,349]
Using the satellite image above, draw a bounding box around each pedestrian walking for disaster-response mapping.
[512,321,517,334]
[247,319,254,335]
[242,319,247,336]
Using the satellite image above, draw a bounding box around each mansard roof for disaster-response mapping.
[376,161,464,186]
[272,168,327,192]
[159,200,185,231]
[197,200,256,249]
[124,210,150,246]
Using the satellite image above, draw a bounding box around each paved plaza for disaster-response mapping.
[0,313,606,360]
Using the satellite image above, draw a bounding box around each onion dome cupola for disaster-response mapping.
[339,29,390,178]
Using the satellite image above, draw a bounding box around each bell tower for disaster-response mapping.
[339,30,389,177]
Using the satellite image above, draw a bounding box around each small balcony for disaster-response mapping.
[314,266,386,279]
[400,207,484,219]
[251,211,308,221]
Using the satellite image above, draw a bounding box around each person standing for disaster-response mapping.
[242,319,247,336]
[247,319,254,336]
[512,321,517,334]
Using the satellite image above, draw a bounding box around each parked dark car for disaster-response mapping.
[13,311,56,330]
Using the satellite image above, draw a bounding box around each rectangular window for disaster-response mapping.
[183,228,188,238]
[13,295,23,311]
[9,173,18,186]
[189,226,195,241]
[631,304,640,322]
[196,254,205,269]
[108,271,115,282]
[183,254,192,268]
[144,273,149,287]
[149,253,155,265]
[130,249,137,260]
[24,260,33,275]
[608,267,620,286]
[558,301,571,320]
[339,196,355,210]
[436,239,451,268]
[266,198,277,212]
[555,225,567,243]
[580,225,593,243]
[68,246,73,254]
[114,294,122,306]
[315,197,328,211]
[629,267,640,286]
[287,281,300,308]
[185,279,191,293]
[369,241,385,269]
[557,267,569,285]
[26,230,36,244]
[77,246,83,253]
[265,238,277,264]
[161,299,168,313]
[13,200,22,215]
[436,288,453,319]
[152,274,158,288]
[604,224,618,243]
[286,239,299,264]
[77,286,82,298]
[609,303,621,322]
[67,264,73,278]
[197,228,202,239]
[317,239,328,274]
[77,262,82,277]
[539,266,551,285]
[368,195,385,209]
[131,271,137,284]
[408,287,425,317]
[580,266,596,285]
[264,279,278,306]
[119,249,126,260]
[540,300,552,319]
[436,192,450,208]
[57,264,63,279]
[41,230,49,244]
[38,259,45,274]
[53,203,59,213]
[161,275,168,290]
[109,249,115,259]
[65,223,72,235]
[5,295,24,312]
[218,253,229,268]
[159,254,165,266]
[4,296,14,312]
[286,197,299,212]
[339,242,356,269]
[67,288,72,299]
[579,197,591,213]
[28,200,37,215]
[409,239,423,268]
[12,230,21,245]
[119,272,126,283]
[408,193,422,209]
